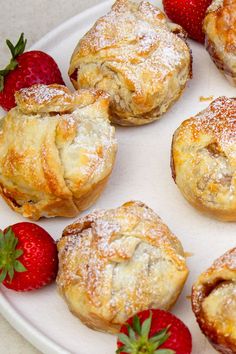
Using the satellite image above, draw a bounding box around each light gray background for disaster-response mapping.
[0,1,104,353]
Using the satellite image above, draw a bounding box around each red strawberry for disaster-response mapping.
[0,33,65,111]
[163,0,212,43]
[0,222,58,291]
[117,309,192,354]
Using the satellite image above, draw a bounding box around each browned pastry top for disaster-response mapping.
[203,0,236,85]
[192,248,236,354]
[205,0,236,53]
[0,84,117,220]
[171,97,236,221]
[69,0,191,125]
[57,201,188,333]
[176,96,236,148]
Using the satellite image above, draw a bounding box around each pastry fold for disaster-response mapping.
[57,201,189,333]
[69,0,192,126]
[0,84,117,220]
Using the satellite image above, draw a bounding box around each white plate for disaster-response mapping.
[1,1,236,353]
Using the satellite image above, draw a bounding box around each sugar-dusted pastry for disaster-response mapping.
[171,96,236,221]
[203,0,236,86]
[68,0,192,126]
[0,84,117,220]
[57,201,189,333]
[192,247,236,354]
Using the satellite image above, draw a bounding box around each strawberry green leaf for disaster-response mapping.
[118,313,175,354]
[5,40,16,58]
[132,315,141,335]
[8,265,14,281]
[6,228,16,249]
[0,33,27,92]
[116,346,126,354]
[15,249,23,258]
[0,75,3,91]
[151,330,170,349]
[154,350,175,354]
[152,335,170,350]
[6,33,27,59]
[0,233,4,247]
[14,260,27,272]
[141,312,152,338]
[127,324,136,341]
[4,227,12,241]
[0,269,7,283]
[150,328,169,343]
[118,347,133,354]
[117,333,132,347]
[0,70,9,76]
[0,227,26,283]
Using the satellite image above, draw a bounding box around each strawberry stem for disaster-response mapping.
[0,33,27,92]
[117,311,175,354]
[0,228,27,283]
[6,33,27,59]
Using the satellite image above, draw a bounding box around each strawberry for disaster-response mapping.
[0,33,65,111]
[163,0,212,43]
[0,222,58,291]
[117,309,192,354]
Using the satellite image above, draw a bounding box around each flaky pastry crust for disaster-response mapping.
[57,201,189,333]
[171,97,236,221]
[0,84,117,220]
[203,0,236,86]
[69,0,192,126]
[192,248,236,354]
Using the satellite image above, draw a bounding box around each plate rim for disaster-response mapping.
[0,292,69,354]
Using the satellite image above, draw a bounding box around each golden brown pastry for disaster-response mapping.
[69,0,192,126]
[57,201,189,333]
[192,247,236,354]
[171,96,236,221]
[203,0,236,86]
[0,84,117,220]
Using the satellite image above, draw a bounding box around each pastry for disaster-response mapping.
[192,247,236,354]
[0,84,117,220]
[203,0,236,86]
[68,0,192,126]
[57,201,189,333]
[171,96,236,221]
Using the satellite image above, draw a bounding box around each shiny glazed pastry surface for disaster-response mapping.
[0,84,117,220]
[192,248,236,354]
[171,96,236,221]
[69,0,192,126]
[203,0,236,86]
[57,201,189,333]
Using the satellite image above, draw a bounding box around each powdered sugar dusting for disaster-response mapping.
[59,103,117,180]
[189,97,236,146]
[57,201,188,329]
[0,83,117,219]
[19,84,70,105]
[77,0,189,85]
[213,247,236,270]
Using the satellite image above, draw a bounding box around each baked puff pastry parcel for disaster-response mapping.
[0,84,117,220]
[57,201,189,333]
[171,96,236,221]
[192,248,236,354]
[203,0,236,86]
[68,0,192,126]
